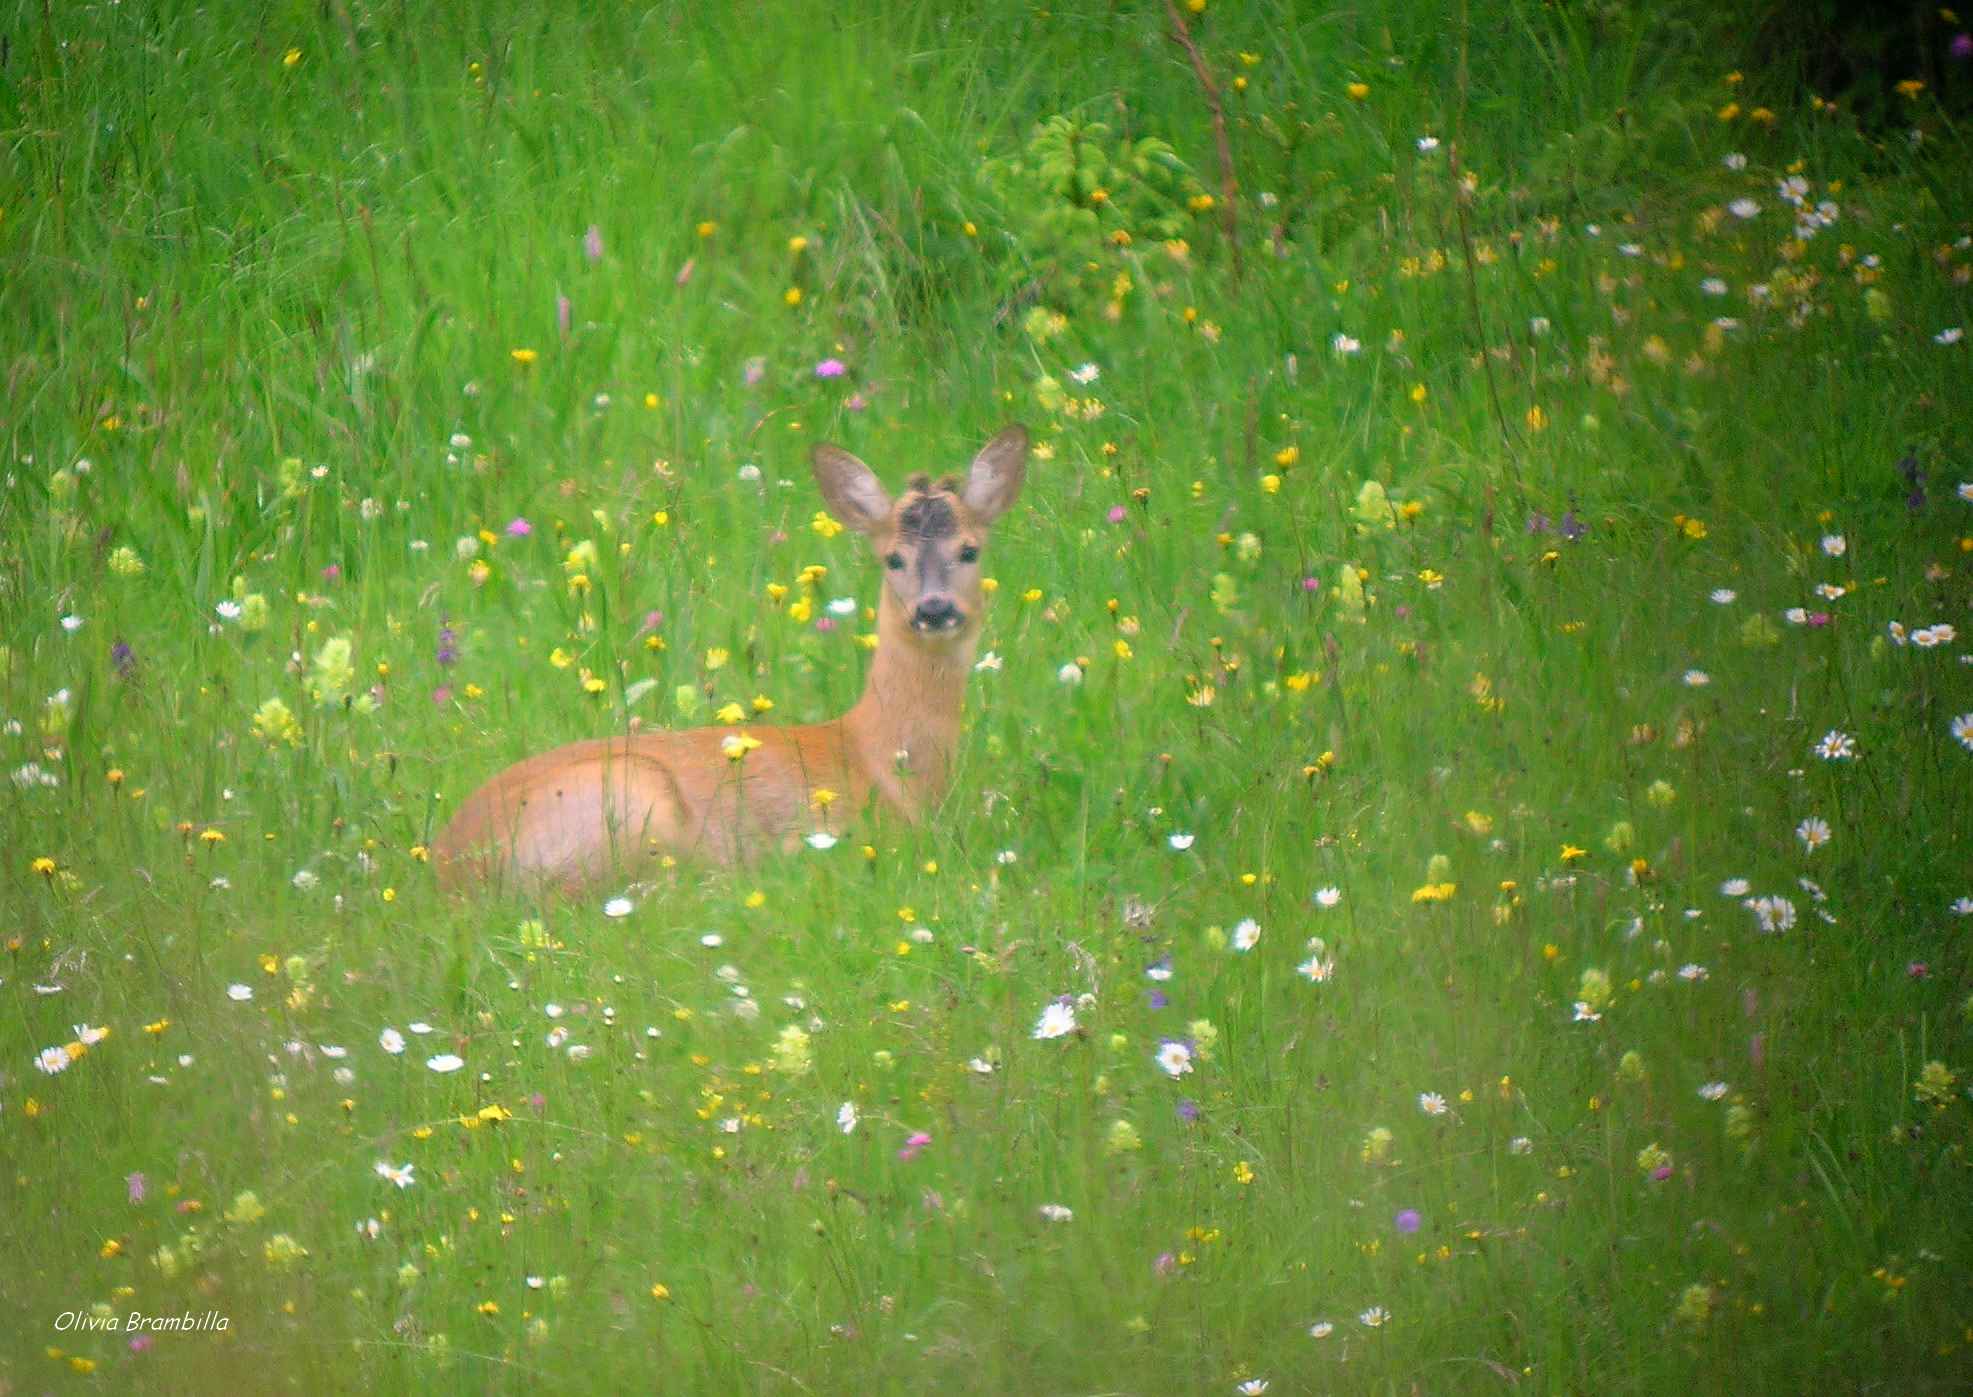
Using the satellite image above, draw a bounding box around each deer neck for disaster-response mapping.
[842,590,976,818]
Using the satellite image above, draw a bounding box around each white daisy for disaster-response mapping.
[1031,1001,1077,1040]
[1155,1039,1195,1078]
[1814,730,1856,761]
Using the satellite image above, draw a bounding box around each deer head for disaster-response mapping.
[811,425,1029,646]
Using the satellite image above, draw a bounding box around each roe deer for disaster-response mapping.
[433,424,1029,891]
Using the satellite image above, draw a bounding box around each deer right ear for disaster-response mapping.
[811,443,893,533]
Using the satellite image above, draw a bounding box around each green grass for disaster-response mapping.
[5,0,1973,1390]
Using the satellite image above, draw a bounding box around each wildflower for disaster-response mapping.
[227,983,254,1002]
[1676,1284,1714,1326]
[1950,713,1973,752]
[720,733,762,762]
[1155,1039,1195,1078]
[1361,1126,1394,1164]
[1309,1321,1335,1338]
[897,1131,932,1162]
[1796,816,1831,852]
[1914,1060,1958,1106]
[1296,947,1336,982]
[1168,832,1195,851]
[814,358,846,378]
[1313,886,1341,908]
[1394,1208,1421,1234]
[1231,918,1260,951]
[1032,1000,1077,1040]
[1359,1306,1389,1328]
[1749,896,1797,933]
[251,697,304,747]
[426,1053,465,1073]
[1635,1142,1672,1177]
[375,1161,416,1189]
[603,896,634,918]
[34,1045,70,1075]
[1710,588,1737,604]
[1814,730,1856,761]
[263,1234,308,1267]
[1728,198,1760,219]
[1698,1081,1729,1101]
[769,1025,813,1075]
[379,1027,405,1055]
[1331,333,1362,355]
[1418,1092,1448,1117]
[225,1190,267,1225]
[1105,1119,1142,1155]
[1038,1203,1074,1223]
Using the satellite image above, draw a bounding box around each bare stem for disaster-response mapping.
[1164,0,1241,282]
[1451,0,1522,507]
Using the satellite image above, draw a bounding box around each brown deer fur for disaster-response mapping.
[433,425,1029,892]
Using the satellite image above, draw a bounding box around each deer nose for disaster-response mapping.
[911,597,961,632]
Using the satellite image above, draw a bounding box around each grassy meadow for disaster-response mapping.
[6,0,1973,1390]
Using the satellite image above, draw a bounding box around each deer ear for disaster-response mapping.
[811,443,893,533]
[961,424,1029,524]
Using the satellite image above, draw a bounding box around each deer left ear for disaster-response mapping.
[961,424,1029,524]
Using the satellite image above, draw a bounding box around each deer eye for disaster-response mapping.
[885,552,905,571]
[957,544,979,564]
